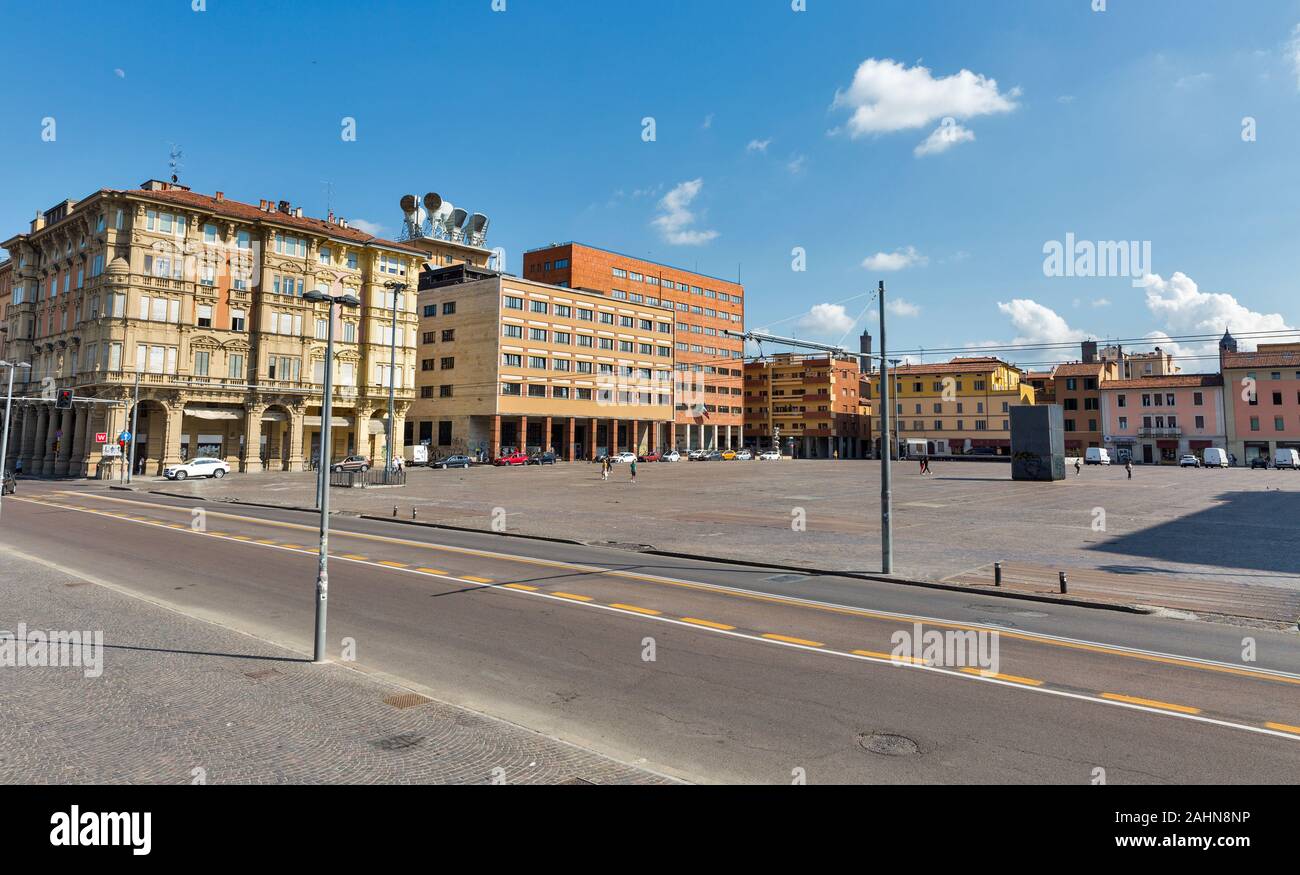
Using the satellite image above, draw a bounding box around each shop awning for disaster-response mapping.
[184,408,242,421]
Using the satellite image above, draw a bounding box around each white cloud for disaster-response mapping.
[913,120,975,156]
[1092,297,1111,308]
[886,298,921,317]
[1056,95,1076,104]
[831,58,1020,138]
[113,68,126,79]
[862,246,927,272]
[349,219,386,236]
[1289,24,1300,89]
[797,303,857,336]
[786,153,808,174]
[746,138,772,153]
[996,299,1090,345]
[652,179,719,246]
[1140,272,1292,351]
[702,113,715,130]
[1174,72,1213,89]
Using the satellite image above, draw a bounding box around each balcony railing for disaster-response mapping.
[1138,427,1182,438]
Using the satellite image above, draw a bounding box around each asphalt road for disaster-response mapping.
[5,480,1300,784]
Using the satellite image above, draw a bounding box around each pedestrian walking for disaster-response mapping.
[1074,458,1082,477]
[1125,459,1133,480]
[13,458,22,477]
[601,457,610,481]
[629,458,637,484]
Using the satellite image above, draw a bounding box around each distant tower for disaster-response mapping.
[859,330,874,373]
[1219,328,1238,354]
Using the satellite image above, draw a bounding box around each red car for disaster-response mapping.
[493,451,529,466]
[638,451,661,463]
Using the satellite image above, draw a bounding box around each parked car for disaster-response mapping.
[638,450,661,463]
[527,451,558,465]
[720,449,738,460]
[1201,447,1229,468]
[165,458,231,480]
[759,450,782,461]
[735,449,754,460]
[1084,447,1111,465]
[662,450,682,462]
[433,454,472,469]
[687,449,706,461]
[1178,454,1202,468]
[609,451,637,464]
[700,450,723,461]
[1275,448,1300,470]
[493,451,529,466]
[1250,456,1271,469]
[330,455,370,473]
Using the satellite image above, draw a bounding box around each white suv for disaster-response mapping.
[164,458,231,480]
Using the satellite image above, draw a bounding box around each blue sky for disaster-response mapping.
[4,0,1299,370]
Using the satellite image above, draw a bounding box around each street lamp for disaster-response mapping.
[302,289,361,663]
[0,360,33,520]
[381,280,407,476]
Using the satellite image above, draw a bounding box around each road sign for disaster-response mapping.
[101,444,122,457]
[118,430,131,443]
[94,432,107,443]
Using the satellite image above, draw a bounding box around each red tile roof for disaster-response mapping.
[1222,350,1300,369]
[1103,373,1223,390]
[885,357,1018,376]
[1052,361,1110,377]
[117,187,426,255]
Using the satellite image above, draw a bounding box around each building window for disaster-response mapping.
[440,357,454,370]
[230,309,246,332]
[194,351,210,377]
[441,329,454,342]
[501,382,521,396]
[442,302,456,315]
[196,305,213,328]
[439,385,453,398]
[527,384,546,398]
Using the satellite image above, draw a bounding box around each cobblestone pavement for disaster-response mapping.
[0,550,673,785]
[140,460,1300,592]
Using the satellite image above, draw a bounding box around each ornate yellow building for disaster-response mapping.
[0,179,483,477]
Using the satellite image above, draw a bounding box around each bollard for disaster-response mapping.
[994,562,1002,587]
[393,504,398,517]
[411,507,417,520]
[1059,571,1068,594]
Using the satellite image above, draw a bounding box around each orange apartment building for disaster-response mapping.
[743,353,870,458]
[521,242,744,451]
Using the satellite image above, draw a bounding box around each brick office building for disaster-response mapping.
[521,242,744,452]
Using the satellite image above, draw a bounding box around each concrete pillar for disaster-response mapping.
[518,416,528,453]
[17,404,37,472]
[587,417,597,460]
[353,406,371,463]
[67,405,89,477]
[566,417,576,462]
[287,408,305,471]
[631,419,641,455]
[162,403,186,468]
[243,405,264,473]
[608,418,618,453]
[490,415,501,459]
[544,415,553,454]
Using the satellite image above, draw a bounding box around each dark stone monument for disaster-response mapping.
[1010,405,1065,481]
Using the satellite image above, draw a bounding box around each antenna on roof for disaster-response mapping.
[321,180,334,217]
[167,143,183,184]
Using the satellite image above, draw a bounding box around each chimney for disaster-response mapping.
[277,200,290,214]
[1081,339,1097,364]
[327,210,334,224]
[215,191,224,202]
[31,210,45,233]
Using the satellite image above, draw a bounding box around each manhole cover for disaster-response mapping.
[372,732,425,751]
[858,732,920,757]
[384,692,433,709]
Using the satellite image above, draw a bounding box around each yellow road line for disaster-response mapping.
[255,539,278,545]
[552,592,593,602]
[377,560,409,568]
[28,493,1300,690]
[959,667,1044,686]
[1101,692,1201,714]
[340,554,368,561]
[1264,721,1300,735]
[680,617,736,631]
[762,633,824,647]
[416,567,449,576]
[609,603,662,616]
[503,583,539,591]
[463,576,493,584]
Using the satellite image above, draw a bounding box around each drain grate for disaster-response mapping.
[383,692,433,710]
[858,732,921,757]
[244,668,281,681]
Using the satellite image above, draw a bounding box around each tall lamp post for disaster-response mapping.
[0,360,32,520]
[302,289,361,663]
[381,280,407,475]
[878,280,893,575]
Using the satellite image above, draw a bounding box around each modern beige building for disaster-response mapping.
[743,353,870,458]
[410,263,676,460]
[0,179,444,478]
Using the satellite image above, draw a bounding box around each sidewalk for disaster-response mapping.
[0,549,672,785]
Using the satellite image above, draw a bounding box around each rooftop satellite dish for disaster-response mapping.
[465,213,489,247]
[447,207,469,241]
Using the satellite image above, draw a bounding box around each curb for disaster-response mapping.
[143,489,1151,616]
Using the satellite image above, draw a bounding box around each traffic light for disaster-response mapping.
[55,389,73,410]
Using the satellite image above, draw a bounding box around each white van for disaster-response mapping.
[1201,447,1229,468]
[1275,448,1300,470]
[1084,447,1111,465]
